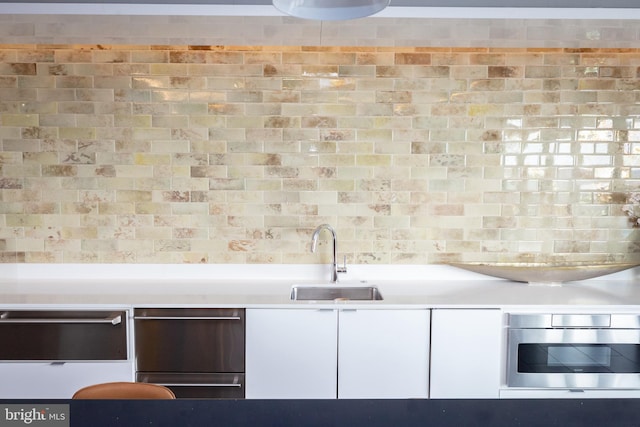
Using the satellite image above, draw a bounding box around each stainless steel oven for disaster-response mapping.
[134,308,245,399]
[507,313,640,389]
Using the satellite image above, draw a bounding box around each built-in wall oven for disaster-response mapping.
[507,313,640,390]
[134,308,245,399]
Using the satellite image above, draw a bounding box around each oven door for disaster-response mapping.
[508,328,640,389]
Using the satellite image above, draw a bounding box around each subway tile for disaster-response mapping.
[2,44,640,264]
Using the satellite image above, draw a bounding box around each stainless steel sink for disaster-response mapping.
[290,285,383,301]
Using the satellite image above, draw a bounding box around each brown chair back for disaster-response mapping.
[72,381,176,399]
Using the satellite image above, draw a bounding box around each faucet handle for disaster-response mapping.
[337,255,348,274]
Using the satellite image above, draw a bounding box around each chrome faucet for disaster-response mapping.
[311,224,347,283]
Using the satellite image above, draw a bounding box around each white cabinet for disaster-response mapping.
[246,308,337,399]
[246,308,430,399]
[338,309,429,399]
[429,309,503,399]
[0,308,134,398]
[0,361,134,399]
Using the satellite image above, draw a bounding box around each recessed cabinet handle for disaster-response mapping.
[0,312,122,325]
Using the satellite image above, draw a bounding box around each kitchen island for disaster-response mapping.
[64,398,640,427]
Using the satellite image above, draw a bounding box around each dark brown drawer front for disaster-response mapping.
[0,310,127,361]
[137,372,245,398]
[134,308,245,373]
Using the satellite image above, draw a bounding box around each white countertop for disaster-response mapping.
[1,263,639,310]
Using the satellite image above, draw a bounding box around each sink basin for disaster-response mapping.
[290,285,383,301]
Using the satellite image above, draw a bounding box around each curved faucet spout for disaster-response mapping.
[311,224,342,283]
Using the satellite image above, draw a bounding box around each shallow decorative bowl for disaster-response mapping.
[449,262,640,283]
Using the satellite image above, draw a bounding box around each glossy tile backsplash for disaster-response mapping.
[0,44,639,265]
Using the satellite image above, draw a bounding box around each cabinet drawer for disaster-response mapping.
[137,372,245,399]
[0,310,128,361]
[134,308,245,373]
[0,362,134,399]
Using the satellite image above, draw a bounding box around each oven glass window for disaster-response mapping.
[547,345,610,367]
[518,344,640,373]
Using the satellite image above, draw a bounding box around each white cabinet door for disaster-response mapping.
[429,309,503,399]
[245,308,337,399]
[246,308,430,399]
[338,309,430,399]
[0,361,134,399]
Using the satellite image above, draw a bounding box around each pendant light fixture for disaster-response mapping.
[273,0,390,20]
